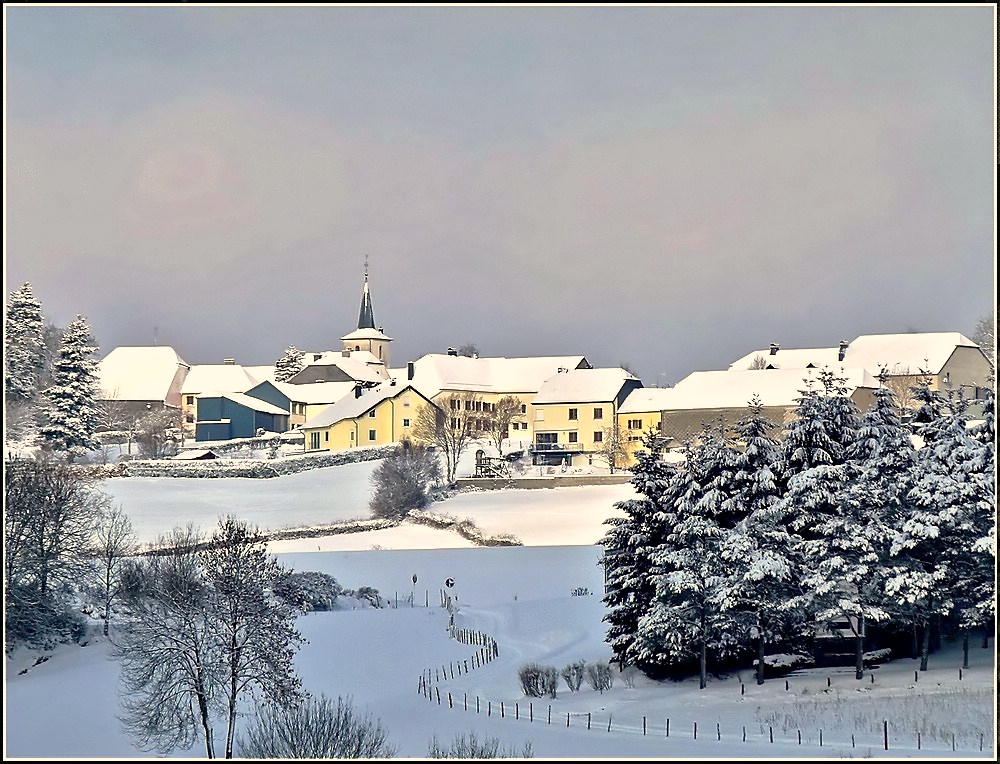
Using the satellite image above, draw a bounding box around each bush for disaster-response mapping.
[4,584,87,652]
[427,732,533,759]
[619,664,640,688]
[517,663,558,698]
[237,694,396,758]
[561,660,586,692]
[369,444,442,520]
[585,661,613,694]
[273,571,343,612]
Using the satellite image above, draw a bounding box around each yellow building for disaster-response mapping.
[528,367,642,468]
[617,387,676,467]
[299,380,438,452]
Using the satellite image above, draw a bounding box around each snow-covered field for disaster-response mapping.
[4,451,996,759]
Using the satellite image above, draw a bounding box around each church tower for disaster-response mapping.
[341,263,392,373]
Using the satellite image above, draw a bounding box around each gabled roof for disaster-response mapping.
[668,367,881,410]
[619,387,677,414]
[269,380,356,405]
[298,351,387,383]
[243,365,277,384]
[198,391,289,416]
[300,381,432,430]
[401,354,590,400]
[341,327,393,342]
[532,367,640,405]
[97,346,189,401]
[728,332,982,375]
[182,364,261,395]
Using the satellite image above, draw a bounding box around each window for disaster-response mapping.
[568,408,578,420]
[310,432,320,450]
[568,432,578,443]
[593,407,603,420]
[369,409,377,418]
[594,431,603,443]
[628,419,642,429]
[403,418,411,427]
[521,404,527,414]
[368,429,377,441]
[536,432,558,445]
[350,431,354,440]
[324,432,329,442]
[186,396,195,406]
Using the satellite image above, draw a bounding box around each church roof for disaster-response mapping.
[358,275,375,330]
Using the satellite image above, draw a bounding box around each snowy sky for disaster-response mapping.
[4,4,996,385]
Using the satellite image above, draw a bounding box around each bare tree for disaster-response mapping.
[748,354,769,370]
[201,516,306,759]
[135,407,180,459]
[114,525,220,758]
[411,393,483,484]
[92,505,137,637]
[483,395,524,457]
[369,443,442,520]
[972,309,995,372]
[427,732,533,759]
[596,423,629,474]
[237,694,396,758]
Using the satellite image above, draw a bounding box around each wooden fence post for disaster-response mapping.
[666,718,670,737]
[693,721,697,740]
[883,720,888,750]
[607,715,612,732]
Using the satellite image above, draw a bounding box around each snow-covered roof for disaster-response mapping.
[400,354,590,400]
[619,386,677,414]
[181,364,260,395]
[97,346,189,401]
[341,327,393,342]
[171,449,219,460]
[728,347,840,371]
[667,367,881,410]
[728,332,981,375]
[299,351,387,382]
[532,367,639,405]
[270,380,356,405]
[301,381,428,429]
[243,365,277,384]
[198,391,289,416]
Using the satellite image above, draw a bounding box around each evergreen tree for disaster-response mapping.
[719,395,800,684]
[771,367,862,648]
[887,391,993,671]
[5,282,48,402]
[600,431,672,672]
[39,315,101,460]
[274,345,305,383]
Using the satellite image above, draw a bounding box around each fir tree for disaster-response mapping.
[274,345,305,383]
[887,392,993,671]
[5,282,48,402]
[39,315,101,461]
[720,395,801,684]
[600,430,673,673]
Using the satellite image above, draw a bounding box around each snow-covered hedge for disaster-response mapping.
[119,444,396,478]
[405,509,522,547]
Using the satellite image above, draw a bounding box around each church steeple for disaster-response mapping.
[357,260,376,330]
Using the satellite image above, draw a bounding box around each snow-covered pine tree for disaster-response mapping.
[274,345,305,383]
[39,315,102,461]
[638,424,745,688]
[887,390,993,671]
[771,367,862,650]
[720,395,801,685]
[600,430,674,673]
[5,282,48,402]
[813,383,919,678]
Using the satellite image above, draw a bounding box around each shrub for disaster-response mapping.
[561,660,586,692]
[427,732,533,759]
[237,694,396,758]
[619,664,640,688]
[518,663,558,698]
[273,571,343,612]
[369,444,442,520]
[585,661,614,693]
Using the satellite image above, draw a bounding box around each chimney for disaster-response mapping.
[447,347,458,356]
[223,358,235,365]
[342,350,351,358]
[354,383,362,398]
[769,343,779,356]
[838,340,849,362]
[407,361,415,380]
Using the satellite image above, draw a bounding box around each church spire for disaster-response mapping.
[357,258,376,330]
